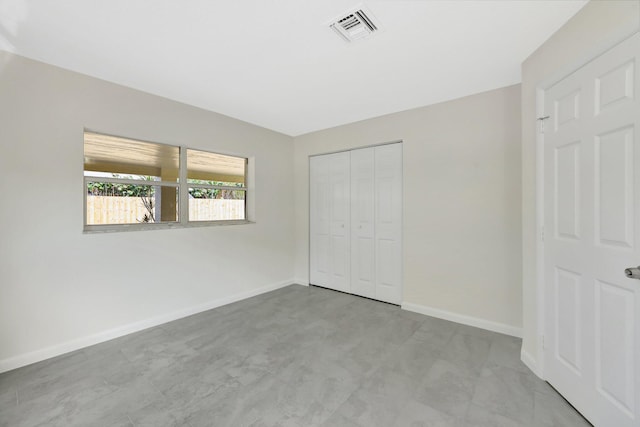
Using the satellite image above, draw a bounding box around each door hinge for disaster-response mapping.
[537,116,550,134]
[540,226,545,242]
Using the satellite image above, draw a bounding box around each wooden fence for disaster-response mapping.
[86,196,245,224]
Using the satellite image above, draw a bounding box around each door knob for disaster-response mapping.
[624,266,640,280]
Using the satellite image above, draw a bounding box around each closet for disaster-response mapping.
[309,142,402,304]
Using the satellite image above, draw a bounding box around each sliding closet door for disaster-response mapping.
[374,143,402,304]
[310,151,351,293]
[350,148,376,299]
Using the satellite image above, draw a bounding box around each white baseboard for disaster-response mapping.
[293,278,309,286]
[520,348,543,378]
[401,302,523,338]
[0,279,297,374]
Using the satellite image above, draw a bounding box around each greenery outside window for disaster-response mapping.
[84,131,248,231]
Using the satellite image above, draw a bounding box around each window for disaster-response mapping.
[84,131,248,231]
[187,148,246,222]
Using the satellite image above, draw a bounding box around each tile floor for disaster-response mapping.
[0,285,591,426]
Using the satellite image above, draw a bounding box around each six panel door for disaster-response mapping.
[543,33,640,426]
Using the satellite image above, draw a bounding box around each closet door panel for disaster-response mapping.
[311,152,350,292]
[310,155,331,287]
[328,152,351,292]
[350,148,376,299]
[374,144,403,304]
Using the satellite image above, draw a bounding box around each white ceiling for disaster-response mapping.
[0,0,587,136]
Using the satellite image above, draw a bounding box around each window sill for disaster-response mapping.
[83,219,255,234]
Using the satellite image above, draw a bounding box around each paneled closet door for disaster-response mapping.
[350,148,376,299]
[310,154,330,288]
[375,143,403,304]
[310,151,351,293]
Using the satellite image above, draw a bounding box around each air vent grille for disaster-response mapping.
[329,8,380,42]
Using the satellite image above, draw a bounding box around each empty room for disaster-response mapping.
[1,0,639,426]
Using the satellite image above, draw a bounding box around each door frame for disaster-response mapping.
[533,30,640,380]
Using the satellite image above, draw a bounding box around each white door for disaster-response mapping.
[351,147,376,299]
[543,33,640,426]
[375,143,403,304]
[310,151,351,293]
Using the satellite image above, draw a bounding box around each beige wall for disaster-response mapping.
[0,52,295,370]
[294,85,522,333]
[521,0,640,373]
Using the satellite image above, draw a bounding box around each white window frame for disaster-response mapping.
[83,132,252,233]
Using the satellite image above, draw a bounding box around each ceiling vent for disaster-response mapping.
[329,6,380,43]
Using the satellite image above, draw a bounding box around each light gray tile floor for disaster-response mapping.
[0,285,592,427]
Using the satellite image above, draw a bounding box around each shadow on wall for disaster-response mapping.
[0,0,29,68]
